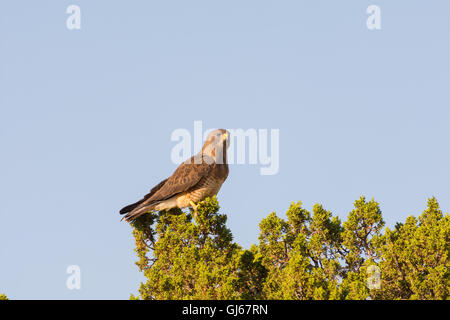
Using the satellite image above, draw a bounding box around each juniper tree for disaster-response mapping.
[374,197,449,300]
[129,196,262,300]
[255,202,343,299]
[129,196,449,300]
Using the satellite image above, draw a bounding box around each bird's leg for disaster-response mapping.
[190,201,198,220]
[189,201,198,210]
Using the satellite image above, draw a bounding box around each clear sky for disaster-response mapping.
[1,1,449,299]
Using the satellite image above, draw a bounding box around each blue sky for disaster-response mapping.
[1,1,449,299]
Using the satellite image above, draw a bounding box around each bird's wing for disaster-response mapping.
[119,178,168,214]
[145,153,214,202]
[120,154,214,215]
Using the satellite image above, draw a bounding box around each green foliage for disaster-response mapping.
[131,197,257,299]
[130,196,449,300]
[374,197,449,299]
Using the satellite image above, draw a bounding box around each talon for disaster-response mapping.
[189,201,198,210]
[190,201,198,219]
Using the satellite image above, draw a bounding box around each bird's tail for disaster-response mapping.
[121,202,160,222]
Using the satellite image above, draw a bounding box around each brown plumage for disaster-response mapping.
[120,129,230,222]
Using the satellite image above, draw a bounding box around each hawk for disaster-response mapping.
[120,129,230,222]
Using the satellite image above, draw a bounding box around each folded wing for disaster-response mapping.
[120,154,215,220]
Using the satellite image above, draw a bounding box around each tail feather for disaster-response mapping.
[119,201,142,215]
[119,178,169,216]
[121,202,161,222]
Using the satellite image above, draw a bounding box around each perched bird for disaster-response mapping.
[120,129,230,222]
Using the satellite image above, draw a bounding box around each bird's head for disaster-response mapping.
[202,129,230,163]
